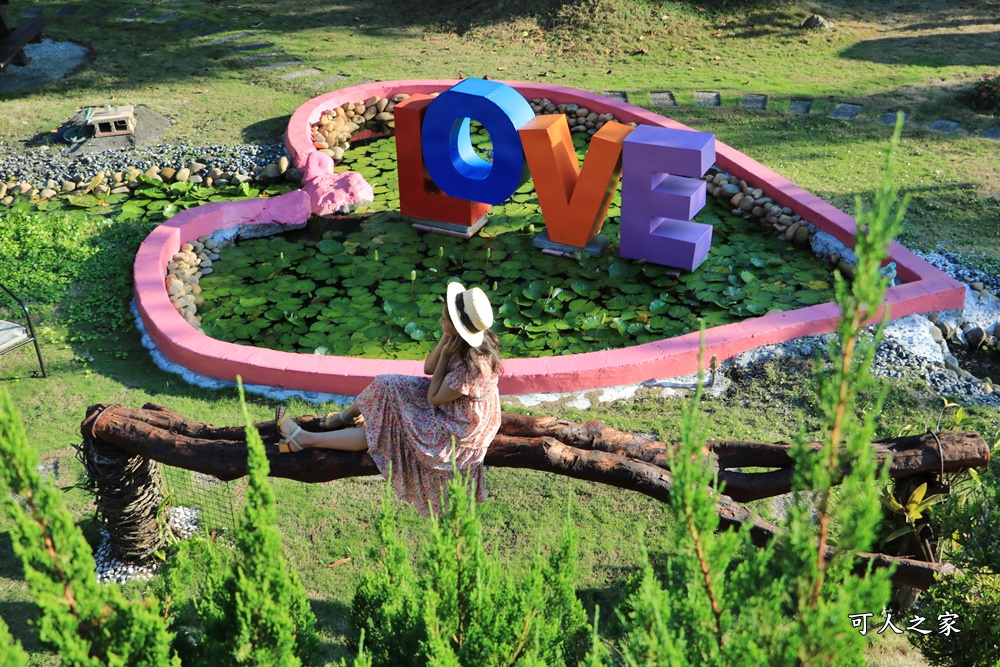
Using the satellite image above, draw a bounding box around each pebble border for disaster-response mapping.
[132,80,965,396]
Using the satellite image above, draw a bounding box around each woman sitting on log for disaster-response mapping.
[276,282,503,516]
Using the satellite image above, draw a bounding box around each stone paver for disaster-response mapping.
[255,60,301,72]
[695,91,721,107]
[981,126,1000,141]
[742,93,768,110]
[356,77,379,85]
[929,119,961,134]
[231,41,275,52]
[117,8,148,21]
[309,73,350,89]
[879,110,910,125]
[150,12,182,24]
[87,6,114,19]
[56,5,81,17]
[829,103,862,119]
[214,32,253,44]
[787,98,812,114]
[177,17,206,30]
[280,68,323,81]
[197,24,230,37]
[603,90,627,102]
[649,91,677,107]
[241,51,284,63]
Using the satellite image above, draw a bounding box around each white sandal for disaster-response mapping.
[276,406,305,453]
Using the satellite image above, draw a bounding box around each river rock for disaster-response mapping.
[260,162,281,181]
[966,326,988,351]
[278,156,290,173]
[174,168,191,183]
[944,355,961,373]
[793,224,810,247]
[802,14,835,29]
[40,188,57,199]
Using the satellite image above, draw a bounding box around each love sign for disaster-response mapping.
[394,78,716,271]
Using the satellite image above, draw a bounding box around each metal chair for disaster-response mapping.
[0,282,47,377]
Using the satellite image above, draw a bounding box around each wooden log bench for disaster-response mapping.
[0,0,45,70]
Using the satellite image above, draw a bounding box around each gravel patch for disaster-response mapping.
[0,39,89,94]
[0,141,287,187]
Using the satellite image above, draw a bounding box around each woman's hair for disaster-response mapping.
[456,328,504,376]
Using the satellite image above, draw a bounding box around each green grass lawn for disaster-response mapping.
[2,0,1000,664]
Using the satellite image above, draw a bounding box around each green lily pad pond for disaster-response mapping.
[197,132,837,359]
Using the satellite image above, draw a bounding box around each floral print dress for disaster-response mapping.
[355,353,501,516]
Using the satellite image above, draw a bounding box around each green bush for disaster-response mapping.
[0,385,180,667]
[0,613,29,667]
[907,573,1000,667]
[0,209,104,303]
[159,380,321,666]
[0,206,155,339]
[351,469,590,667]
[966,72,1000,116]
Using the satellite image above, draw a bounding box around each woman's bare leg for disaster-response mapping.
[325,402,363,428]
[280,417,368,452]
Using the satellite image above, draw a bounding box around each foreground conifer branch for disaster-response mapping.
[80,402,987,590]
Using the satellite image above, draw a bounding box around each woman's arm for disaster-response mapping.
[423,336,448,375]
[427,337,466,405]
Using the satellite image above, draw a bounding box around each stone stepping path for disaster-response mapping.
[177,17,205,30]
[42,2,1000,150]
[695,91,721,107]
[197,24,230,37]
[21,6,42,18]
[87,6,114,20]
[240,51,284,63]
[254,60,301,72]
[309,73,350,89]
[649,91,676,107]
[787,98,812,114]
[230,41,274,52]
[117,8,149,21]
[280,68,323,81]
[829,103,862,119]
[929,119,961,134]
[150,12,182,24]
[214,32,252,44]
[879,110,910,125]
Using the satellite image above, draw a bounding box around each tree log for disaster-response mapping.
[80,403,984,591]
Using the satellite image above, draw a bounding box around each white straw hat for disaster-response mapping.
[446,282,494,347]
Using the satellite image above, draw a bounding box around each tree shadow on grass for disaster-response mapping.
[242,115,292,145]
[310,598,358,663]
[840,30,1000,67]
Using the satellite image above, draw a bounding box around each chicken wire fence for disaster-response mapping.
[79,436,244,562]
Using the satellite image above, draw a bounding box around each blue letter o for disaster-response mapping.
[421,79,535,205]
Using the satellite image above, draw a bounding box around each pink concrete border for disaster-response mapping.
[136,80,965,396]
